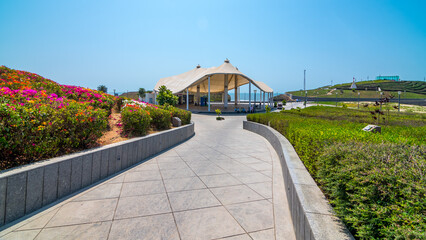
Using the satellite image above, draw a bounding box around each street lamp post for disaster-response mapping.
[304,90,307,107]
[358,92,360,109]
[335,92,338,107]
[398,91,401,112]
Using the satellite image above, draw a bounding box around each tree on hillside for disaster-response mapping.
[156,85,178,106]
[138,88,146,99]
[97,85,108,93]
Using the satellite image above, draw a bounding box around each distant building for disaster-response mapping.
[376,75,400,81]
[139,92,156,104]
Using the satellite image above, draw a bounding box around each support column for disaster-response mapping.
[208,76,211,112]
[224,75,228,109]
[234,75,238,105]
[263,91,266,110]
[186,88,189,110]
[249,82,252,112]
[196,85,200,105]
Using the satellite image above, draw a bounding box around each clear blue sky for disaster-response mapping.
[1,0,425,93]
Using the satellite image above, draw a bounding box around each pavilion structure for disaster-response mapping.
[154,59,274,112]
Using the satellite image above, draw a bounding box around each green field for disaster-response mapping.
[247,106,425,239]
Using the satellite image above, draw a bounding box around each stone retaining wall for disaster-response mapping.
[243,121,354,240]
[0,123,194,227]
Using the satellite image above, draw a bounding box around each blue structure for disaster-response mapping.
[376,75,400,81]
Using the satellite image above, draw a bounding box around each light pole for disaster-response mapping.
[358,92,360,109]
[304,90,307,107]
[335,92,338,107]
[398,91,401,112]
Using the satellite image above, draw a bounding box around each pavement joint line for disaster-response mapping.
[35,219,112,230]
[106,179,125,240]
[157,156,183,240]
[211,233,254,240]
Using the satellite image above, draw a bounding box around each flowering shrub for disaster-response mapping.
[0,66,113,169]
[121,104,151,136]
[146,106,171,130]
[0,98,108,169]
[120,100,191,135]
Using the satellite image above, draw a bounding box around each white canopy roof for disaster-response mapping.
[154,60,273,94]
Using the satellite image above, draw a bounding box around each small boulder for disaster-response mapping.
[172,117,181,127]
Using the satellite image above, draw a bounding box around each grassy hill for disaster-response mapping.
[287,80,426,99]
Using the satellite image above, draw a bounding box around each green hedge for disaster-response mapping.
[247,106,425,239]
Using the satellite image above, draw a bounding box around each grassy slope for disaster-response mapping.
[288,80,426,99]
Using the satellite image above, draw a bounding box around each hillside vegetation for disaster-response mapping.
[247,106,425,239]
[288,80,426,99]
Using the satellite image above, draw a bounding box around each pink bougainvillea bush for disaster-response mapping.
[0,66,115,170]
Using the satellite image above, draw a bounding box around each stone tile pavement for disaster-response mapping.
[0,114,295,240]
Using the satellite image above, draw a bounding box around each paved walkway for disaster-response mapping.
[0,115,295,240]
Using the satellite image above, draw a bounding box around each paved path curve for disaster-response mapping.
[1,114,295,240]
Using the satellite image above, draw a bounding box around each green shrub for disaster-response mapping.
[116,96,128,111]
[274,102,277,107]
[156,85,178,106]
[121,105,151,136]
[146,107,171,130]
[265,105,271,113]
[162,104,192,125]
[247,106,426,238]
[318,143,425,239]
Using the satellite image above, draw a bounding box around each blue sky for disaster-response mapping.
[1,0,425,94]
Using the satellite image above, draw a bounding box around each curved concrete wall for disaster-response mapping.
[0,123,194,227]
[243,121,354,240]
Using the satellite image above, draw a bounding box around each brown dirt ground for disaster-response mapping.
[96,106,167,146]
[97,109,128,146]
